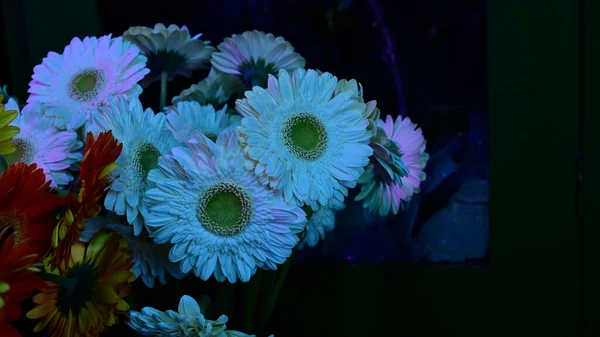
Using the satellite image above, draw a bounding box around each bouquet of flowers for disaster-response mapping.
[0,24,428,337]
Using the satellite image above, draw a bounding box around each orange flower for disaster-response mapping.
[50,131,122,268]
[0,162,65,256]
[27,230,134,337]
[0,228,46,337]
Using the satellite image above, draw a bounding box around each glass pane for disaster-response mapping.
[94,0,488,264]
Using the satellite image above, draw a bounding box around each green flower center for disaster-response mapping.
[282,112,328,161]
[133,143,161,181]
[57,262,99,316]
[4,138,33,164]
[76,74,97,93]
[196,181,253,236]
[239,58,278,89]
[68,68,106,102]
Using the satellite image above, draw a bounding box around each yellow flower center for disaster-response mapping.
[282,112,328,161]
[0,212,26,247]
[196,181,253,236]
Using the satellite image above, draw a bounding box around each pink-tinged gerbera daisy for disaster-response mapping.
[211,30,305,89]
[355,115,429,216]
[27,35,150,131]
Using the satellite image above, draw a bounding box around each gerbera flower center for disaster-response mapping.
[282,112,328,161]
[133,142,161,180]
[0,212,26,247]
[57,262,98,316]
[68,68,106,102]
[4,138,34,164]
[196,181,253,236]
[239,58,278,88]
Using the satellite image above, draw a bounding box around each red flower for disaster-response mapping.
[0,228,46,337]
[50,131,123,267]
[0,162,65,256]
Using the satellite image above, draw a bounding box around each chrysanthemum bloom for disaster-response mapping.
[0,95,19,156]
[172,69,244,108]
[355,115,429,216]
[50,131,122,268]
[27,35,150,130]
[236,69,373,210]
[27,230,134,337]
[0,162,65,256]
[123,24,215,86]
[90,96,179,235]
[0,230,45,337]
[166,101,240,143]
[81,212,185,288]
[129,294,255,337]
[144,130,306,283]
[211,30,306,89]
[3,102,83,188]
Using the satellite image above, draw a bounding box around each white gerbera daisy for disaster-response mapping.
[90,96,180,235]
[355,115,429,216]
[166,101,240,143]
[123,24,215,86]
[27,35,150,130]
[81,212,186,288]
[236,68,373,210]
[129,295,255,337]
[299,206,338,249]
[3,101,82,187]
[211,30,305,89]
[144,129,306,283]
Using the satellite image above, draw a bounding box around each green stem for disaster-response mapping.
[159,71,168,111]
[258,252,295,335]
[242,270,263,334]
[214,281,235,322]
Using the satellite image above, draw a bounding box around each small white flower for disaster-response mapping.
[28,35,149,130]
[90,96,180,235]
[299,206,338,249]
[4,100,82,187]
[129,295,256,337]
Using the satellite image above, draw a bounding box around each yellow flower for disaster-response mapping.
[0,95,19,156]
[27,230,134,337]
